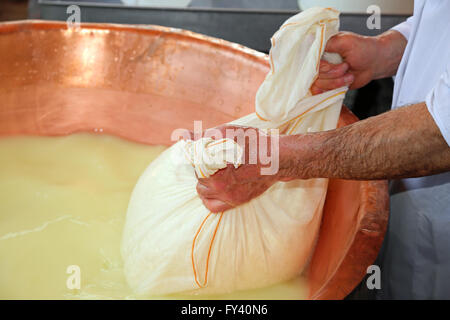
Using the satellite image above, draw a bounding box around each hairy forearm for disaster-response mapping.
[372,30,408,79]
[279,103,450,180]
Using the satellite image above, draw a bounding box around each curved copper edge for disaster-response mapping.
[0,20,389,299]
[308,108,389,299]
[0,20,269,64]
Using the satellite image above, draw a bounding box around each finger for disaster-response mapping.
[201,198,233,213]
[318,62,349,79]
[310,83,325,95]
[313,73,354,91]
[318,60,333,73]
[324,33,348,54]
[196,182,216,198]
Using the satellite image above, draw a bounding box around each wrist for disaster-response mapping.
[276,135,294,180]
[372,30,407,79]
[277,133,325,181]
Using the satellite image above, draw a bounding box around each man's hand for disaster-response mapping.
[311,30,407,94]
[196,125,281,213]
[195,104,450,212]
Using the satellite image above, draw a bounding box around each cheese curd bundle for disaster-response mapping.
[121,7,347,295]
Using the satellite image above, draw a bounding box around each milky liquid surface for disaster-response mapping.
[0,134,307,299]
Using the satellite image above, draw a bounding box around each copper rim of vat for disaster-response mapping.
[0,20,389,300]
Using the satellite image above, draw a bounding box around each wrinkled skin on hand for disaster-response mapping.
[195,125,283,213]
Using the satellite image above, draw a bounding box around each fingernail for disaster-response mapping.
[341,62,349,72]
[320,63,331,72]
[344,74,354,84]
[311,87,322,95]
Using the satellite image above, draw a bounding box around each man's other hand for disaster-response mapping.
[195,125,281,213]
[311,30,408,95]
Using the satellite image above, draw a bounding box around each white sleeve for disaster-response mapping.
[426,63,450,147]
[391,16,415,41]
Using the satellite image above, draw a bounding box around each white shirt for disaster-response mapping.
[376,0,450,299]
[392,0,450,145]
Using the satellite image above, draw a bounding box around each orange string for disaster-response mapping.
[191,212,224,288]
[287,117,305,135]
[316,23,326,71]
[269,37,276,75]
[206,139,227,149]
[285,90,346,134]
[255,111,269,122]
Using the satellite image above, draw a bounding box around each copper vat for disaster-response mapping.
[0,20,388,299]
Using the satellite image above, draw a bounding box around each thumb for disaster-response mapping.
[202,198,233,213]
[324,34,347,55]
